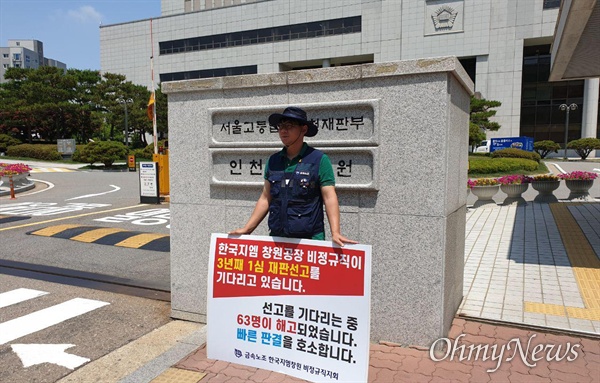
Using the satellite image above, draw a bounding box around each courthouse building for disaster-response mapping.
[100,0,600,143]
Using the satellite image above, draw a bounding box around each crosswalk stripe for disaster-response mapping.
[114,233,169,248]
[70,227,127,243]
[30,168,76,173]
[0,288,49,309]
[0,298,109,345]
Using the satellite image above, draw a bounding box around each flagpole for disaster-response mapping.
[150,18,158,155]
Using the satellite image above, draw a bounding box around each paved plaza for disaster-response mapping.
[462,202,600,334]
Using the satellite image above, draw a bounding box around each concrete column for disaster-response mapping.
[582,78,599,158]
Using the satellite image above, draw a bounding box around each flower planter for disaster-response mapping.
[565,179,595,201]
[470,185,499,208]
[0,173,30,187]
[531,180,560,203]
[500,183,529,205]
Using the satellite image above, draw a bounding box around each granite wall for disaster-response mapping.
[163,57,473,346]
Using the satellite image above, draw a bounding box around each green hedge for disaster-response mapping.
[491,148,541,163]
[0,134,21,153]
[469,158,539,174]
[6,144,63,161]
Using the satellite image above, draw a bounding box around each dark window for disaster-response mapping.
[458,57,476,85]
[543,0,561,9]
[159,16,361,56]
[520,44,585,145]
[159,65,258,82]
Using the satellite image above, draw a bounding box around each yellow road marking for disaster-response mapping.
[0,205,148,232]
[524,203,600,320]
[70,227,127,243]
[114,233,169,249]
[29,224,82,237]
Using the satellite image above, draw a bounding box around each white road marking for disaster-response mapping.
[65,185,121,201]
[0,288,49,309]
[549,162,566,174]
[0,298,109,345]
[20,178,54,196]
[11,344,90,369]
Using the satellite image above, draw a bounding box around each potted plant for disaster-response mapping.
[558,171,598,201]
[0,163,32,187]
[497,174,532,205]
[468,178,500,207]
[531,174,560,203]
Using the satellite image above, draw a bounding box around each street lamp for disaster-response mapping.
[118,98,134,146]
[559,103,577,160]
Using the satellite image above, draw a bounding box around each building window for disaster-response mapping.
[2,53,8,58]
[159,65,257,82]
[13,53,21,60]
[3,64,8,68]
[520,45,584,144]
[159,16,362,55]
[543,0,561,9]
[14,63,21,68]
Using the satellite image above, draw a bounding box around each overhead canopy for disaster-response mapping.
[549,0,600,81]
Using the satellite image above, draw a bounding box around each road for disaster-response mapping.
[0,166,173,382]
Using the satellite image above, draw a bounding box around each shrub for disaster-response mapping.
[141,140,168,159]
[130,148,151,160]
[468,158,539,174]
[73,141,129,167]
[533,140,560,159]
[6,144,62,161]
[491,148,541,163]
[567,138,600,160]
[0,134,21,153]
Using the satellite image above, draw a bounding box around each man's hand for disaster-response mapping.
[228,227,252,235]
[331,233,358,247]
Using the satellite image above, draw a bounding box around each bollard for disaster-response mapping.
[9,174,16,199]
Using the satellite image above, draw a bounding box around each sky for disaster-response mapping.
[0,0,161,70]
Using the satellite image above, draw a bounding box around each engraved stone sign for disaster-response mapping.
[210,148,378,190]
[209,100,378,147]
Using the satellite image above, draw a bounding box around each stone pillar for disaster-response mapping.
[163,57,473,346]
[582,78,599,158]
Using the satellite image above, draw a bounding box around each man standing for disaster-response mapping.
[229,106,356,247]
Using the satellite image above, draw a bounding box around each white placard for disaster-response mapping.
[207,234,372,383]
[139,162,158,197]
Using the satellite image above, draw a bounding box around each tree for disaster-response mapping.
[0,67,156,146]
[567,138,600,160]
[469,122,486,151]
[73,141,129,167]
[0,67,103,143]
[533,140,560,159]
[470,96,501,132]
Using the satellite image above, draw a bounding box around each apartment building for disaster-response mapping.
[0,39,67,83]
